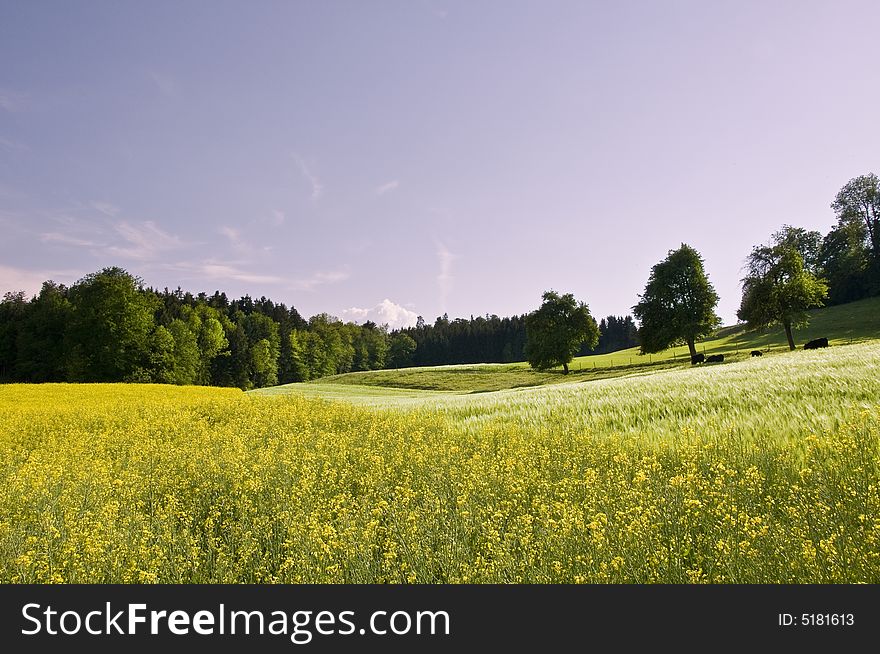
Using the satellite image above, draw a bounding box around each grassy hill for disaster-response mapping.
[259,296,880,394]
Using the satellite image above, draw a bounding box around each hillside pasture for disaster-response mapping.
[299,296,880,393]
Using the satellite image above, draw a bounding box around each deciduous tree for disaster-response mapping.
[525,291,598,374]
[738,237,828,350]
[633,244,720,357]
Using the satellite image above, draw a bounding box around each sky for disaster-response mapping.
[1,1,878,328]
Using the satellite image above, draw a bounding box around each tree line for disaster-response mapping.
[524,172,879,371]
[0,270,637,388]
[2,173,876,385]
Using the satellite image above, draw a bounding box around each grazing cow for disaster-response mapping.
[691,353,705,365]
[750,350,763,357]
[803,337,829,350]
[706,354,724,363]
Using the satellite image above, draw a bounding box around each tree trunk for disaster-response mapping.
[783,320,796,350]
[687,338,697,357]
[563,361,569,375]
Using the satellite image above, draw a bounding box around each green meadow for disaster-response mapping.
[258,296,880,394]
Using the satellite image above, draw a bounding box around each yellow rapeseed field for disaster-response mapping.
[1,343,879,583]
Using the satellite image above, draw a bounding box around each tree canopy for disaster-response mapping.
[524,291,599,374]
[632,244,720,357]
[832,173,880,258]
[737,235,828,350]
[65,267,160,381]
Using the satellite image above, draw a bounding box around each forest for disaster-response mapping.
[1,173,877,388]
[0,269,642,389]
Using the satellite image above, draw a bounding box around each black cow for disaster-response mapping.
[706,354,724,363]
[691,353,705,365]
[750,350,763,357]
[804,337,829,350]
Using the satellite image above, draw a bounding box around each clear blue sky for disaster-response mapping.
[2,1,878,327]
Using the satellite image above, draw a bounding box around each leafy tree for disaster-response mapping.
[212,321,251,389]
[309,314,354,375]
[65,267,159,381]
[147,325,176,383]
[168,319,200,384]
[280,330,309,382]
[525,291,598,374]
[633,244,720,357]
[195,311,228,384]
[387,333,417,368]
[251,338,278,387]
[240,312,280,387]
[832,173,880,258]
[351,321,389,371]
[300,330,330,379]
[0,291,29,381]
[771,225,824,275]
[819,221,870,304]
[14,282,70,381]
[737,237,828,350]
[279,328,302,383]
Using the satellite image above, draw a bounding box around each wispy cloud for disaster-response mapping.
[106,221,182,260]
[0,264,81,297]
[375,180,400,196]
[269,209,285,226]
[41,232,101,248]
[342,299,418,329]
[290,270,349,292]
[90,200,120,217]
[162,260,284,285]
[0,88,28,112]
[294,155,324,201]
[219,226,247,251]
[219,225,274,255]
[33,206,185,262]
[148,71,176,96]
[435,240,457,311]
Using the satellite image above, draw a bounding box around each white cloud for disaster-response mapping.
[342,299,418,329]
[435,240,457,311]
[163,262,347,291]
[219,225,274,254]
[106,221,182,260]
[290,270,349,292]
[163,260,284,285]
[269,209,285,226]
[41,232,101,248]
[90,200,120,217]
[343,307,370,321]
[0,264,81,298]
[294,155,324,201]
[219,226,249,252]
[375,180,400,196]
